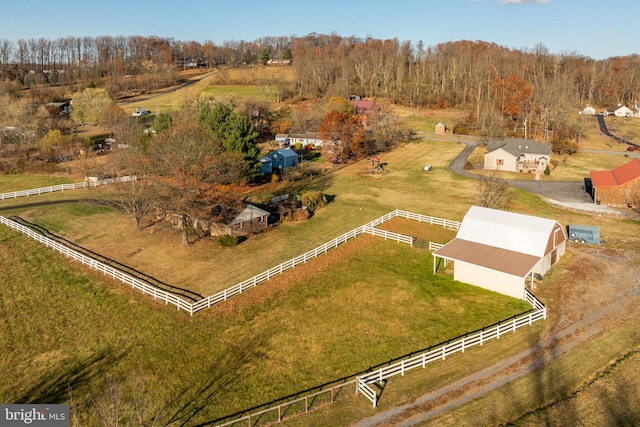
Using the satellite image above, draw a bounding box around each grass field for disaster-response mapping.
[3,68,640,425]
[0,223,531,425]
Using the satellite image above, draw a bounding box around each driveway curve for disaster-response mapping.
[444,137,626,213]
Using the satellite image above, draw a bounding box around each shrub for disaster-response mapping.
[301,190,327,212]
[544,165,551,176]
[292,208,310,222]
[294,142,303,150]
[215,234,239,247]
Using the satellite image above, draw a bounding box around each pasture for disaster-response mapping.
[0,219,532,425]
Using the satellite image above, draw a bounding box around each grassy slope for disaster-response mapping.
[0,225,530,425]
[3,73,640,425]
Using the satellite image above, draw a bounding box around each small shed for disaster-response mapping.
[435,122,446,135]
[433,206,566,300]
[229,205,270,233]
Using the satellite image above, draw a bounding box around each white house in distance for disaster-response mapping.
[606,104,634,117]
[484,138,552,173]
[433,206,566,300]
[275,132,324,148]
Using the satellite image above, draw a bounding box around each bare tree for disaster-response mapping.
[476,172,513,210]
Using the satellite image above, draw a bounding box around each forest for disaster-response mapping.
[1,33,639,147]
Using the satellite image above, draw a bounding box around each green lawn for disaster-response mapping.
[0,225,531,426]
[202,84,278,101]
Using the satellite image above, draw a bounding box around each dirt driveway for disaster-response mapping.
[355,244,640,426]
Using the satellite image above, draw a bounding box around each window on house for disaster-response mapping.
[496,159,504,166]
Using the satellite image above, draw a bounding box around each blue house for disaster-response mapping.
[260,148,299,174]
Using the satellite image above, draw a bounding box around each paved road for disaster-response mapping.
[446,138,595,204]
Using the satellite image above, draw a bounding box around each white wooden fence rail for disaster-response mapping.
[0,215,193,315]
[191,213,426,313]
[355,289,546,406]
[0,180,461,317]
[0,176,136,200]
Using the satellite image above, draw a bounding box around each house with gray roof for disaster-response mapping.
[483,138,552,173]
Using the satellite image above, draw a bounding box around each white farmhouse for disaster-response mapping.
[433,206,566,300]
[483,138,552,173]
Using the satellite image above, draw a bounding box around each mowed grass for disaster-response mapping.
[0,225,531,425]
[0,174,74,193]
[2,139,475,296]
[202,85,279,101]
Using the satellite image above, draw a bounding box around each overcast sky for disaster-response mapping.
[0,0,637,60]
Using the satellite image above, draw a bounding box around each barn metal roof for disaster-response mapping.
[590,158,640,188]
[229,205,270,225]
[456,206,560,258]
[434,239,540,277]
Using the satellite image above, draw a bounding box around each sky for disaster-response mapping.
[0,0,638,60]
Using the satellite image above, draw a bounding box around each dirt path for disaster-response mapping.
[355,245,640,426]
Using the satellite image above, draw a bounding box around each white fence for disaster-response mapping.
[0,181,459,316]
[191,212,433,313]
[0,176,137,200]
[0,215,194,315]
[355,289,546,406]
[211,290,546,425]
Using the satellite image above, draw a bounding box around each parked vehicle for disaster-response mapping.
[567,224,600,244]
[132,107,151,117]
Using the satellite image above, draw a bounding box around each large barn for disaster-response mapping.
[433,206,566,299]
[590,158,640,207]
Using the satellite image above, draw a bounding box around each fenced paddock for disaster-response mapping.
[355,289,546,407]
[0,177,461,316]
[0,215,194,315]
[210,290,546,425]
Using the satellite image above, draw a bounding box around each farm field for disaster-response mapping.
[3,67,640,425]
[0,223,533,425]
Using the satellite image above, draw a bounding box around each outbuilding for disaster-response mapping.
[433,206,566,300]
[590,158,640,207]
[259,148,299,174]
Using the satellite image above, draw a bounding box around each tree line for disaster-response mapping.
[2,33,638,149]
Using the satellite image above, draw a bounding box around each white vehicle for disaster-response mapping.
[132,107,151,117]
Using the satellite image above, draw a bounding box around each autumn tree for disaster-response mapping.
[71,87,112,125]
[0,94,51,160]
[493,75,533,128]
[149,115,244,245]
[38,129,65,160]
[318,109,367,164]
[476,172,513,210]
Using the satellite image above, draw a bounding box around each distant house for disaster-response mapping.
[607,104,634,117]
[433,206,566,300]
[275,132,324,148]
[483,138,552,173]
[579,104,596,115]
[259,148,299,174]
[590,158,640,207]
[44,101,70,115]
[435,122,446,134]
[229,204,270,233]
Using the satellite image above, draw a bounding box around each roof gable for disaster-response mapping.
[229,205,270,225]
[486,138,552,157]
[590,158,640,187]
[456,206,560,258]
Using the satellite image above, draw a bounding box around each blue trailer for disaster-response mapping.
[567,224,600,244]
